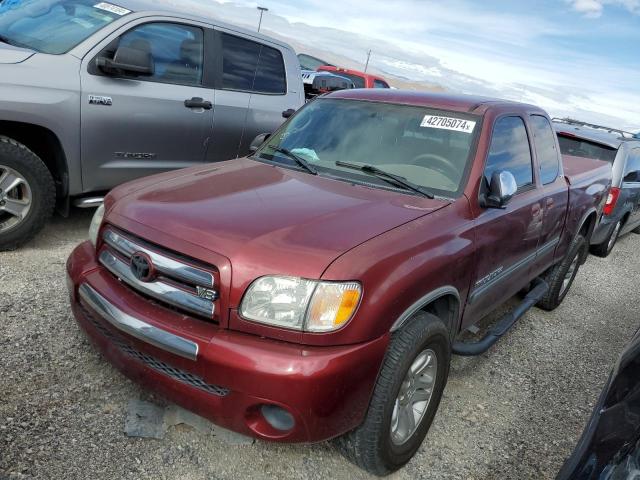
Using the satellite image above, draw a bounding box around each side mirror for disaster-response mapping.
[481,170,518,209]
[249,133,271,153]
[96,46,154,77]
[624,170,640,183]
[282,109,296,119]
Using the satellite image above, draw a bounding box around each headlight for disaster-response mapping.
[88,204,105,247]
[240,276,361,332]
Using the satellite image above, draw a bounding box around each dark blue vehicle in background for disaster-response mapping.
[557,326,640,480]
[555,119,640,257]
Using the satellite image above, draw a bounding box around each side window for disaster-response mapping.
[624,149,640,182]
[119,23,204,86]
[373,79,389,88]
[485,116,534,189]
[221,33,287,95]
[221,33,260,91]
[254,45,286,94]
[529,115,560,184]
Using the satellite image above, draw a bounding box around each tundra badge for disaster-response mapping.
[88,95,113,106]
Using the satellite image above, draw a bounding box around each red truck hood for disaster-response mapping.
[108,159,449,279]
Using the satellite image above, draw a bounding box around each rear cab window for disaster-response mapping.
[373,79,390,88]
[530,115,560,185]
[484,116,534,192]
[221,33,286,94]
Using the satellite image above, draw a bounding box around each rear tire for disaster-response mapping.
[334,312,450,476]
[537,234,588,311]
[590,219,622,258]
[0,136,55,251]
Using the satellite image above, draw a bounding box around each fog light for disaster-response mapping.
[260,404,295,432]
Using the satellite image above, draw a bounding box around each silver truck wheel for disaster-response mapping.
[390,348,438,446]
[0,136,55,251]
[0,165,33,234]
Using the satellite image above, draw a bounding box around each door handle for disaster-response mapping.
[532,203,541,216]
[546,198,554,208]
[184,97,212,110]
[282,108,296,119]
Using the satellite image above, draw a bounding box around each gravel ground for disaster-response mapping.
[1,210,638,480]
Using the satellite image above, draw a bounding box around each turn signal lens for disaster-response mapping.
[603,187,620,216]
[305,282,361,332]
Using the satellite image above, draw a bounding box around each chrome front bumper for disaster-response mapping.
[78,283,199,361]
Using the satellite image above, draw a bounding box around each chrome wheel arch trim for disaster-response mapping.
[390,286,461,333]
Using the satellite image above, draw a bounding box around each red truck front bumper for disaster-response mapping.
[67,241,389,443]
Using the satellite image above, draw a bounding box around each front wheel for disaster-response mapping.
[537,234,588,311]
[0,137,55,251]
[334,312,450,476]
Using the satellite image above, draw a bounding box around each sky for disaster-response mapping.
[170,0,640,131]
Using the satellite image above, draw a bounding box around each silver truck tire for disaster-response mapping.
[0,136,55,251]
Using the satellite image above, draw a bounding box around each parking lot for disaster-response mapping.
[1,210,638,480]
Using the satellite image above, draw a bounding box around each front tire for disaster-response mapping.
[0,136,55,251]
[537,234,588,311]
[334,312,450,476]
[590,219,622,258]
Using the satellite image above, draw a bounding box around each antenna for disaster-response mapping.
[257,6,269,32]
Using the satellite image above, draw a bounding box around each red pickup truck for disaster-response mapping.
[317,65,390,88]
[67,90,611,475]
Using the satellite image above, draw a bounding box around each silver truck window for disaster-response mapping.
[119,23,204,86]
[221,33,286,95]
[485,116,534,190]
[0,0,125,54]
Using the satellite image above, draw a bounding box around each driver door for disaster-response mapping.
[463,116,545,324]
[80,20,214,193]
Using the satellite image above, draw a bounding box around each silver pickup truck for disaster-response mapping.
[0,0,304,250]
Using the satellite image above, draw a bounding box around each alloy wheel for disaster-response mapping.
[0,165,32,234]
[390,348,438,446]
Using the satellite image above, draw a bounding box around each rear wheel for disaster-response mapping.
[334,312,450,476]
[590,219,622,258]
[537,234,588,311]
[0,137,55,251]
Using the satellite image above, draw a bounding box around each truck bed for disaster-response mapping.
[563,154,611,187]
[559,154,612,260]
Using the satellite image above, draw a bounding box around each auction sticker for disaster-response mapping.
[94,2,131,15]
[420,115,476,133]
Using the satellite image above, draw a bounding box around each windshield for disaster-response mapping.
[0,0,128,54]
[256,98,480,197]
[557,134,618,163]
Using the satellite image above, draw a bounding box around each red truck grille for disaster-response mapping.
[99,227,219,322]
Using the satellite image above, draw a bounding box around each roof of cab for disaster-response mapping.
[113,0,294,50]
[324,89,542,114]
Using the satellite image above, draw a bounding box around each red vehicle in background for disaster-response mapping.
[317,65,390,89]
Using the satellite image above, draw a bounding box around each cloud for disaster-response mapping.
[169,0,640,130]
[566,0,640,17]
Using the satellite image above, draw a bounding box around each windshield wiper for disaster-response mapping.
[336,161,434,198]
[265,146,318,175]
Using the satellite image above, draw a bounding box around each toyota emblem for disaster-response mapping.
[130,252,155,282]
